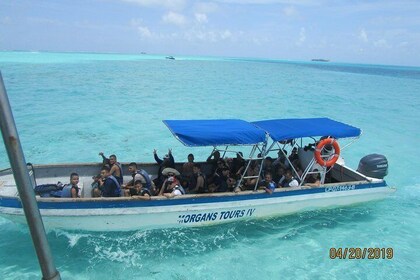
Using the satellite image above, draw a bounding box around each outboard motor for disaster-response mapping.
[357,154,388,179]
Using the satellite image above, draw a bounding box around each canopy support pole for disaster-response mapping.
[0,72,61,280]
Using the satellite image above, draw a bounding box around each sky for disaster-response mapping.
[1,0,420,66]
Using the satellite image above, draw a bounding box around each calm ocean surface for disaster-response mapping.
[0,51,419,279]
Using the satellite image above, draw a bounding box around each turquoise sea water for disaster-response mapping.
[0,51,419,279]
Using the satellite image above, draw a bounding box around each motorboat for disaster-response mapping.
[0,118,394,231]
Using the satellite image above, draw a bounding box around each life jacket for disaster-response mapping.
[108,175,122,197]
[136,169,152,189]
[60,185,73,198]
[174,185,185,195]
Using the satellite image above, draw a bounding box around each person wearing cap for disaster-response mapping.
[163,176,185,198]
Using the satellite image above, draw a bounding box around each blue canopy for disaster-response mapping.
[252,118,361,141]
[163,119,266,147]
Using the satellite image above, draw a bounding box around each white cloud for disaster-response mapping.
[162,11,187,27]
[131,19,154,38]
[195,13,208,24]
[297,27,306,45]
[359,28,368,42]
[184,28,234,42]
[283,6,297,16]
[121,0,186,10]
[213,0,321,5]
[194,2,219,13]
[220,29,232,39]
[138,26,152,38]
[374,39,390,48]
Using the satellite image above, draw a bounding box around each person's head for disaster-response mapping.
[187,153,194,163]
[193,163,201,174]
[128,162,137,174]
[278,149,287,157]
[217,160,225,168]
[167,176,177,188]
[264,157,273,166]
[70,172,79,185]
[134,180,143,189]
[100,166,111,178]
[214,151,220,159]
[264,172,272,182]
[292,147,297,154]
[277,166,286,175]
[227,177,236,186]
[109,154,117,165]
[222,167,230,177]
[285,169,293,179]
[92,174,101,182]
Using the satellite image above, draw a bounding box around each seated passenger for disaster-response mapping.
[262,157,274,177]
[182,153,195,186]
[288,147,299,163]
[226,176,237,192]
[189,163,206,193]
[206,150,221,175]
[163,176,185,198]
[274,166,286,185]
[305,170,321,187]
[99,152,123,185]
[279,169,299,188]
[273,149,289,169]
[91,174,101,196]
[131,180,152,199]
[60,173,80,198]
[231,152,245,179]
[123,162,153,196]
[259,172,276,194]
[208,167,230,193]
[93,166,121,197]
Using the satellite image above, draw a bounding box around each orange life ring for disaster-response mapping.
[314,138,340,167]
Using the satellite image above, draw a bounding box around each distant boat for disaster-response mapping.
[311,59,329,62]
[165,56,175,60]
[140,52,147,54]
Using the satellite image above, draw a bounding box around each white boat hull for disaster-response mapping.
[0,184,394,231]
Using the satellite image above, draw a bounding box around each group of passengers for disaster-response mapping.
[56,146,321,199]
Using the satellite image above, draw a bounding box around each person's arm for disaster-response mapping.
[168,150,175,166]
[99,152,109,165]
[194,176,204,192]
[153,149,163,164]
[101,179,112,197]
[109,165,118,176]
[158,180,168,196]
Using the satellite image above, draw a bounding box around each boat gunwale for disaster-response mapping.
[0,179,387,203]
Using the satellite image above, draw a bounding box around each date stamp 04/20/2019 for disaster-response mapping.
[329,248,394,260]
